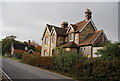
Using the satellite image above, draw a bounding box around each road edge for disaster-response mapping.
[0,69,12,81]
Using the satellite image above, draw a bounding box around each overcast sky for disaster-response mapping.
[1,1,119,44]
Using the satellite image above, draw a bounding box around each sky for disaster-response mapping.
[0,1,119,44]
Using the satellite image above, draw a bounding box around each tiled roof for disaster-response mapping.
[13,43,35,51]
[73,20,88,31]
[42,24,55,40]
[62,41,79,48]
[46,20,88,35]
[80,30,103,46]
[46,24,53,32]
[13,43,28,50]
[54,27,67,36]
[70,24,77,31]
[46,24,67,35]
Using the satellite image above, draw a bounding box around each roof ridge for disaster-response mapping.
[74,20,86,25]
[47,24,61,28]
[93,30,103,33]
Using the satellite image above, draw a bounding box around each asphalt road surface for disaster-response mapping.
[2,57,75,81]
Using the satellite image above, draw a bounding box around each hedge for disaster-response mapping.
[20,53,120,80]
[21,54,53,69]
[12,53,24,59]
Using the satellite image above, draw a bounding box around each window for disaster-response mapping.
[45,37,48,44]
[69,33,74,41]
[52,50,55,55]
[84,47,85,50]
[44,50,47,56]
[52,34,54,43]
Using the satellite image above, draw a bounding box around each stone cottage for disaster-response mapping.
[41,9,108,57]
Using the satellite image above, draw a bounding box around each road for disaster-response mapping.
[2,57,75,81]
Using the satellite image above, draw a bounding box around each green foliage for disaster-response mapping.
[2,35,17,55]
[54,47,64,54]
[12,53,24,59]
[20,52,120,80]
[96,42,120,60]
[53,52,86,72]
[71,59,120,80]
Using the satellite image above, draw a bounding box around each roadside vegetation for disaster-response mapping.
[15,41,120,80]
[1,36,120,80]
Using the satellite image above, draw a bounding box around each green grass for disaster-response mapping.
[0,55,21,61]
[0,55,6,58]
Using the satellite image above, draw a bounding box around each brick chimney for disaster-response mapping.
[85,9,92,20]
[61,21,68,28]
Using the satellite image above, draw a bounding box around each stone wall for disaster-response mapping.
[80,46,92,58]
[50,29,57,56]
[41,28,51,56]
[75,33,80,44]
[57,36,64,46]
[93,32,107,46]
[64,48,78,53]
[80,22,95,43]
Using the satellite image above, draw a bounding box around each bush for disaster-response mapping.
[13,53,24,59]
[96,42,120,60]
[21,54,53,69]
[53,52,85,72]
[35,56,53,69]
[20,52,120,80]
[72,59,120,80]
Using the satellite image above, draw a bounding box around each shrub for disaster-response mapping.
[53,52,82,72]
[13,53,24,59]
[96,42,120,60]
[21,54,34,65]
[21,54,53,69]
[72,59,120,80]
[21,52,120,80]
[35,56,53,69]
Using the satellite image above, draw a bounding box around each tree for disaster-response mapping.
[96,42,120,60]
[2,35,16,55]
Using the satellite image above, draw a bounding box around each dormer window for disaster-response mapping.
[69,33,74,41]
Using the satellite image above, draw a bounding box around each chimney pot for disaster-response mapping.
[85,9,92,20]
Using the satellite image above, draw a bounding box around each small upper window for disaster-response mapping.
[69,33,74,41]
[45,37,48,44]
